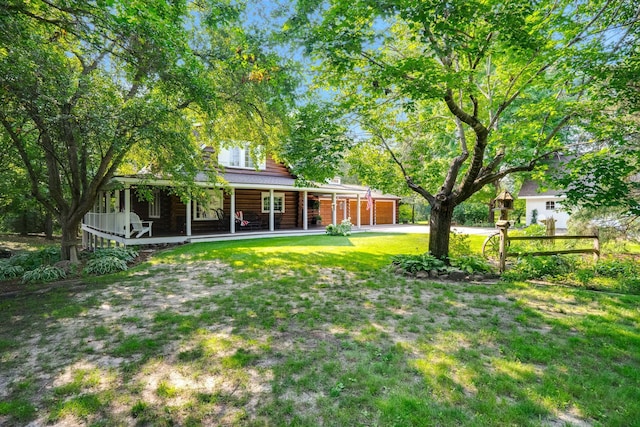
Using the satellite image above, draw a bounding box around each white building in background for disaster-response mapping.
[518,182,570,229]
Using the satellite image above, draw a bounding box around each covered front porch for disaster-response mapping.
[81,179,371,249]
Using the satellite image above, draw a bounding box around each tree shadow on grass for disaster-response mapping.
[1,251,638,425]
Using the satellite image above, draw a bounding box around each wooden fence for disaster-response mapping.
[496,222,600,272]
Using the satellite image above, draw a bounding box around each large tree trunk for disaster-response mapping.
[60,218,80,262]
[429,198,455,261]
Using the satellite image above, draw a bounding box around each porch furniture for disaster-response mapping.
[212,209,230,232]
[129,212,153,238]
[235,211,263,231]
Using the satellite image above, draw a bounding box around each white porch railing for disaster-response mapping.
[83,212,127,236]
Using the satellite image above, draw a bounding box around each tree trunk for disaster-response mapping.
[20,211,28,236]
[44,212,54,240]
[60,219,80,262]
[429,198,455,261]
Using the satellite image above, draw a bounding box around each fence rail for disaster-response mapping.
[495,222,600,272]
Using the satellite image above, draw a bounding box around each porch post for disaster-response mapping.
[393,200,397,224]
[106,192,112,247]
[114,190,121,246]
[269,189,275,231]
[331,193,337,225]
[186,195,192,236]
[99,192,104,248]
[356,194,361,229]
[303,191,308,230]
[369,199,374,226]
[343,199,347,221]
[230,188,236,233]
[124,186,131,239]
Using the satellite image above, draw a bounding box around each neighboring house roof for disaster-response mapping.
[518,179,565,198]
[518,154,571,199]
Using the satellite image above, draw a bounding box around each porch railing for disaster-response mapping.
[83,212,127,236]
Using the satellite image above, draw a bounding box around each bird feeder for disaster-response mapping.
[493,190,514,222]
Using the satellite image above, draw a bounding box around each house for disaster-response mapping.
[518,155,571,229]
[82,146,400,248]
[518,180,570,228]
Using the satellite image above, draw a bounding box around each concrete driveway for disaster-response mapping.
[365,224,497,236]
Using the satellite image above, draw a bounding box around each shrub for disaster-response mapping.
[391,252,446,273]
[0,261,24,281]
[83,256,128,275]
[92,247,138,263]
[22,265,66,284]
[594,257,639,278]
[449,231,473,257]
[326,219,353,236]
[7,247,60,270]
[392,252,493,275]
[450,255,494,274]
[503,255,578,281]
[452,203,489,226]
[398,204,413,223]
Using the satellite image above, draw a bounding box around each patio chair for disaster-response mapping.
[130,212,153,238]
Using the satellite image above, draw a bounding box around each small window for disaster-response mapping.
[545,201,556,210]
[245,149,255,168]
[194,189,224,220]
[262,192,285,213]
[229,147,241,167]
[148,190,161,218]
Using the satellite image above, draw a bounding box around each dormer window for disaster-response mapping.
[219,144,266,170]
[230,147,241,167]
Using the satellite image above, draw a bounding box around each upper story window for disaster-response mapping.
[229,147,241,167]
[218,144,266,170]
[545,201,556,210]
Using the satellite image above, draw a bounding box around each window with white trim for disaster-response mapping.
[545,201,556,210]
[148,190,161,218]
[218,145,266,170]
[194,189,224,220]
[229,147,241,167]
[262,192,285,213]
[245,149,255,168]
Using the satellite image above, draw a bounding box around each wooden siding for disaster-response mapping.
[226,158,296,178]
[130,189,173,233]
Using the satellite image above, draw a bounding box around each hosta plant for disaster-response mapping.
[21,266,66,284]
[83,256,128,275]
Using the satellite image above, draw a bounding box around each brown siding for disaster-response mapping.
[225,157,296,178]
[130,189,173,234]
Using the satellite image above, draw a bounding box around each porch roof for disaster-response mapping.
[112,175,371,196]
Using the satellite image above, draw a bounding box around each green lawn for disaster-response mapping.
[1,233,639,426]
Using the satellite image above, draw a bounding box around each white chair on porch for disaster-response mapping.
[130,212,153,238]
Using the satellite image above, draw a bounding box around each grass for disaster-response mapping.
[0,232,639,426]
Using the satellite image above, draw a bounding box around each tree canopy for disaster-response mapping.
[0,0,294,259]
[281,0,639,258]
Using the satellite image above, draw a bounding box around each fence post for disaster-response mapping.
[593,230,600,262]
[496,220,510,273]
